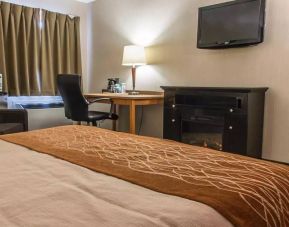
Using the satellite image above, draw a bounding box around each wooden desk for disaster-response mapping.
[85,92,164,134]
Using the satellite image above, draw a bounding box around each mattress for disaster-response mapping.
[0,140,231,227]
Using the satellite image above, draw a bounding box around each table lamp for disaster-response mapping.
[122,45,146,95]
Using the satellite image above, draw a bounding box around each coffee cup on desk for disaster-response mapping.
[121,83,126,93]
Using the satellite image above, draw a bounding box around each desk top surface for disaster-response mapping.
[85,92,164,100]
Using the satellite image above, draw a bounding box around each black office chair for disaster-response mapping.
[57,74,118,126]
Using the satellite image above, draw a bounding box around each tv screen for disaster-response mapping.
[197,0,266,49]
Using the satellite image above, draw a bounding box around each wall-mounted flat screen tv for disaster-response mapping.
[197,0,266,49]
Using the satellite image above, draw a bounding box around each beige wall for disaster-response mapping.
[3,0,90,91]
[88,0,289,163]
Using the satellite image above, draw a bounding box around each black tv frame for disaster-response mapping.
[197,0,266,49]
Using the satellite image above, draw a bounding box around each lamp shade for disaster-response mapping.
[122,45,146,66]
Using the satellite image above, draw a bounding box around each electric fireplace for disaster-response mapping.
[161,87,268,158]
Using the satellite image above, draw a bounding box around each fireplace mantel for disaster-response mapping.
[161,86,268,158]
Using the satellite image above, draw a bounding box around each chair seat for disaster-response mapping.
[0,123,24,135]
[87,111,118,122]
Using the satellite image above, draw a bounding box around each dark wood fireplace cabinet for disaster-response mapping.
[161,87,268,159]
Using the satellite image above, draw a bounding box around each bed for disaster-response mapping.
[0,125,288,227]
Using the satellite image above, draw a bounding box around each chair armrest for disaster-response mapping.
[88,98,111,105]
[0,109,28,131]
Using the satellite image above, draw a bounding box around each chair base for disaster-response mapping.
[76,121,100,127]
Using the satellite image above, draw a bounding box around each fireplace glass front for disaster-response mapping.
[181,116,224,151]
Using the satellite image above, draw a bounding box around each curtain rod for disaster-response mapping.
[40,9,78,19]
[0,1,79,18]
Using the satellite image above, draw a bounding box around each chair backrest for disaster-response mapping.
[57,74,88,121]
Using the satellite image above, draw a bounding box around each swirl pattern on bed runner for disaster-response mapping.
[1,125,288,227]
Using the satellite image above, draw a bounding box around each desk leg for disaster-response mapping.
[129,101,136,134]
[112,104,117,131]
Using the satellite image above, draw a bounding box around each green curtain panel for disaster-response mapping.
[0,1,82,96]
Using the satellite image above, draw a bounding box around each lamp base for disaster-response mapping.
[128,91,140,95]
